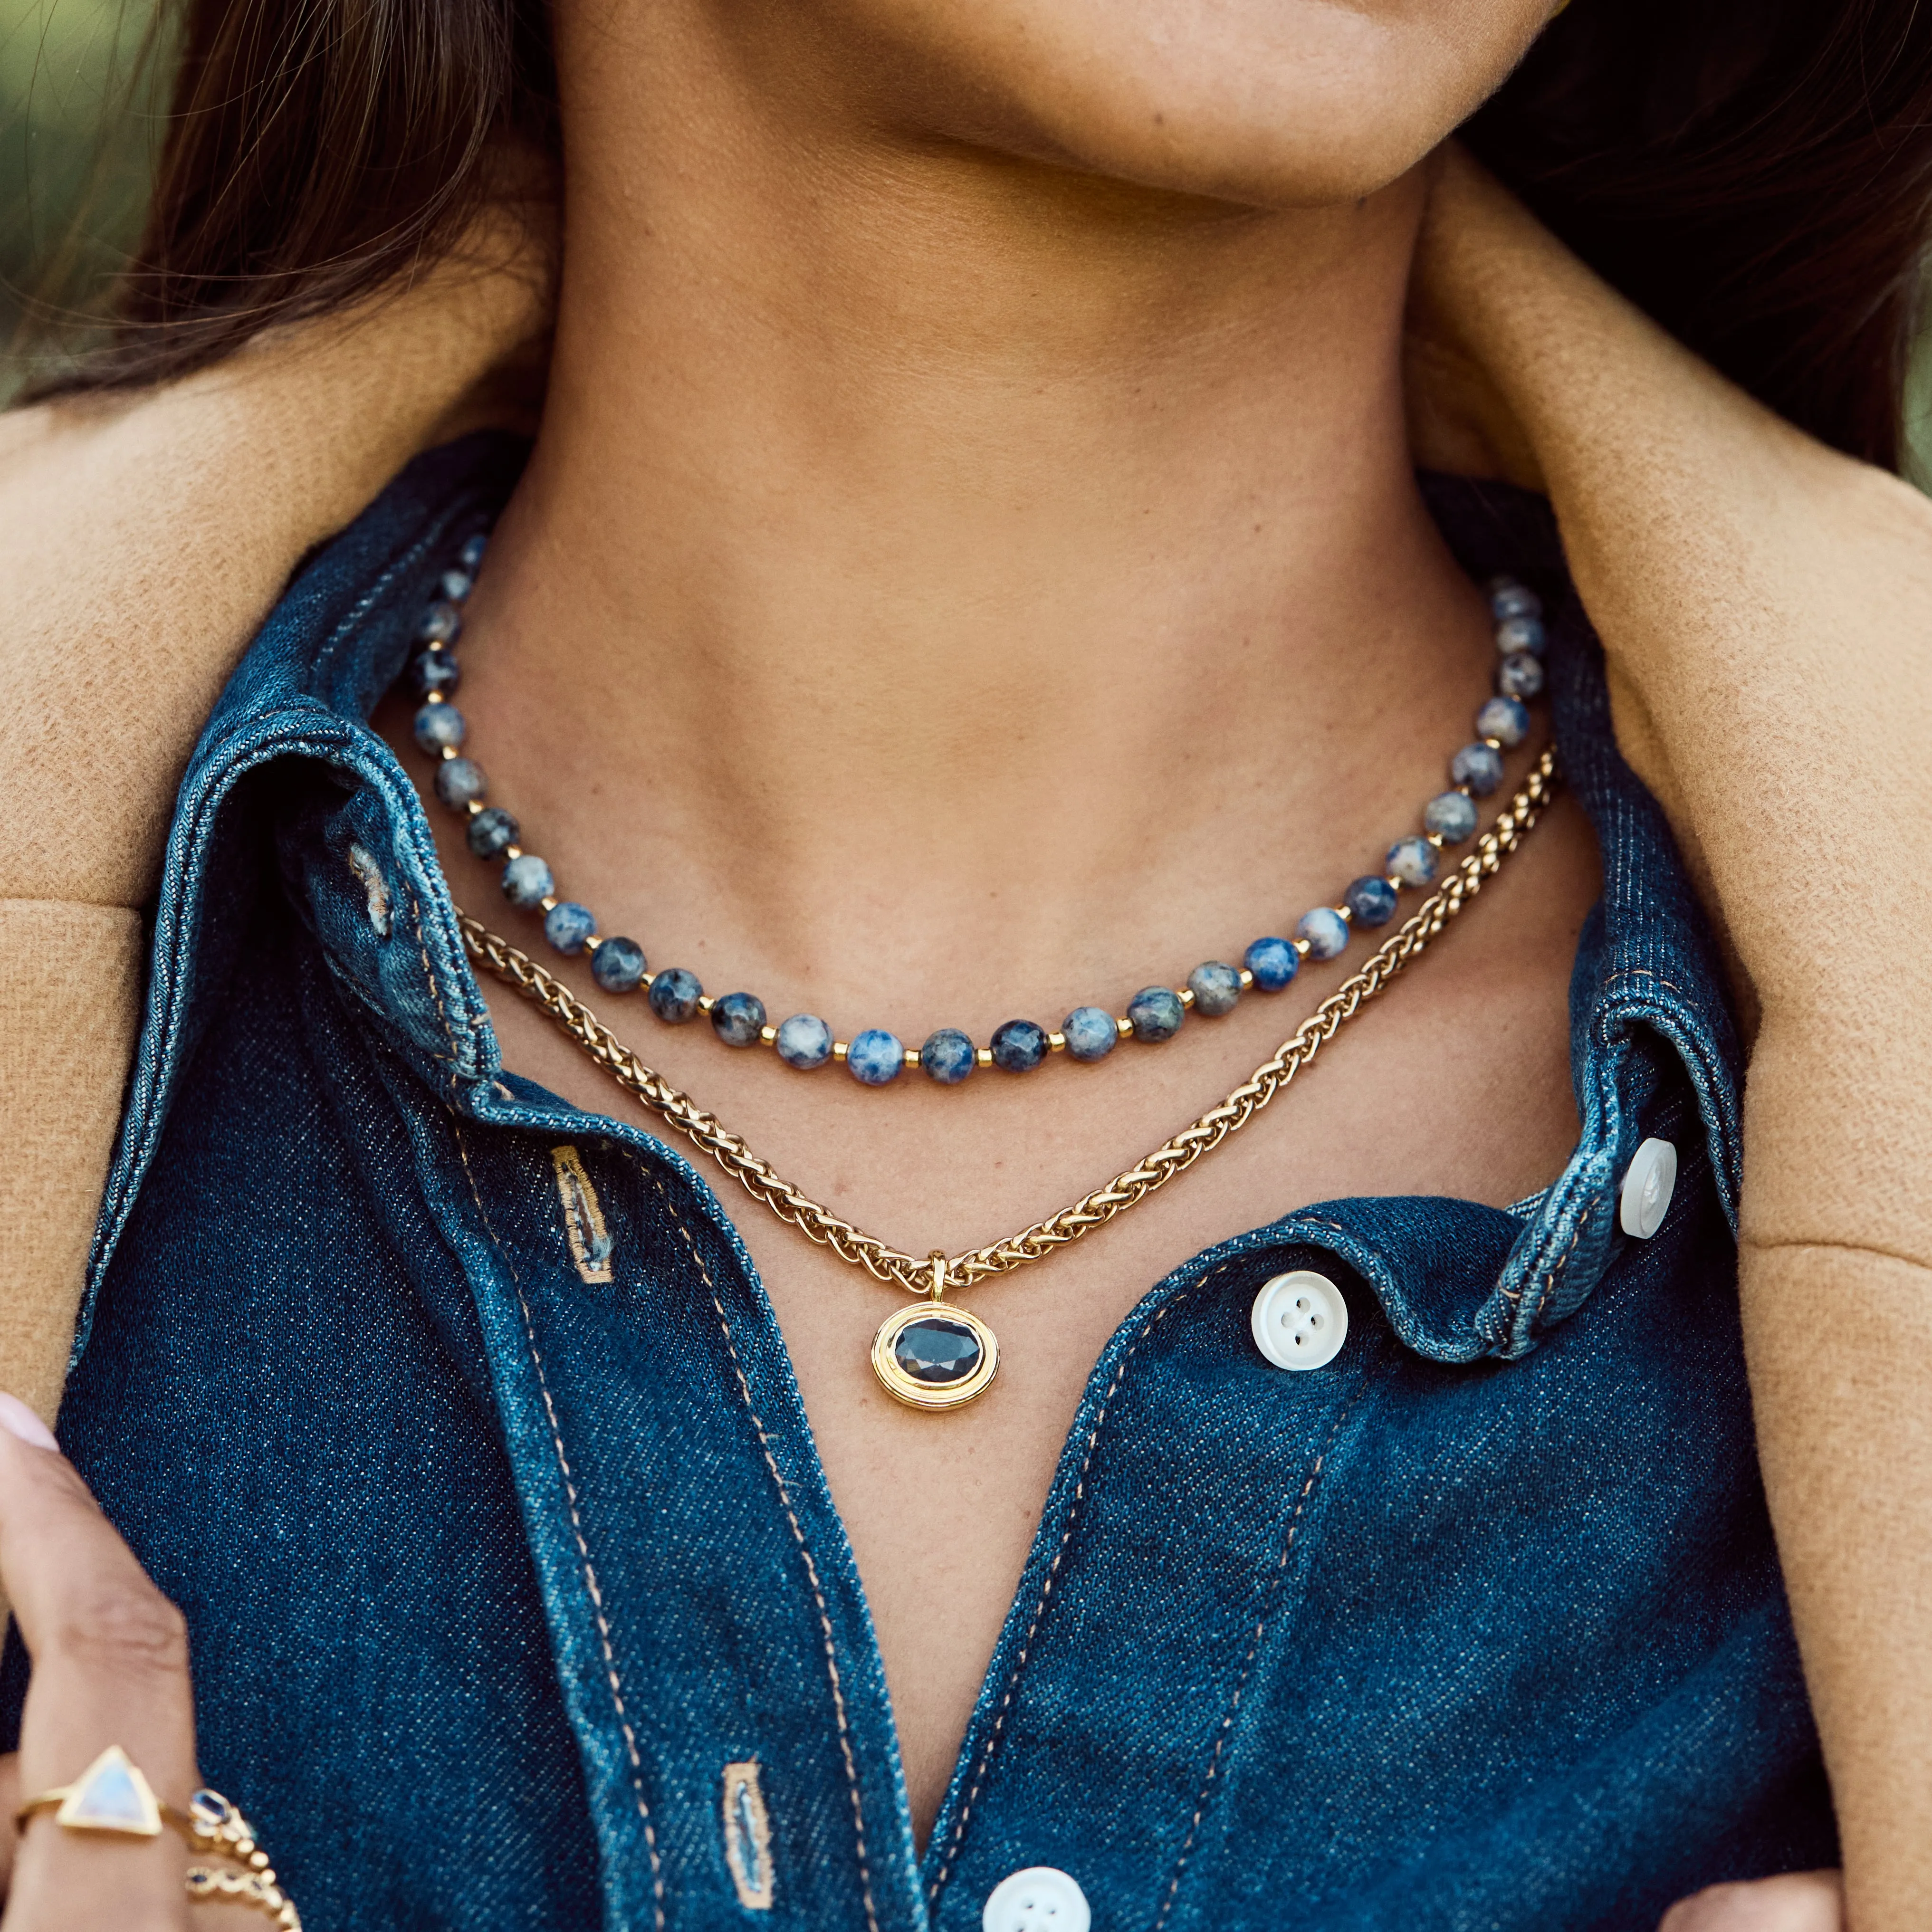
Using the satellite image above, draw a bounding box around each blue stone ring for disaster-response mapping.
[870,1255,1000,1410]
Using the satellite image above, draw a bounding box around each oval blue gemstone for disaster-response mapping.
[458,533,488,574]
[775,1014,833,1069]
[592,936,647,993]
[1387,835,1438,888]
[1423,791,1478,843]
[409,649,460,698]
[418,600,462,645]
[1062,1006,1118,1061]
[1186,961,1241,1016]
[892,1315,984,1386]
[467,807,518,859]
[1450,741,1505,798]
[1127,985,1184,1042]
[1498,651,1545,699]
[920,1029,977,1084]
[1489,579,1541,623]
[1495,614,1546,658]
[847,1029,905,1086]
[413,701,465,753]
[711,991,767,1047]
[1343,875,1398,928]
[501,853,553,908]
[1296,907,1349,961]
[1243,936,1299,992]
[545,901,598,955]
[990,1020,1048,1072]
[434,756,486,809]
[1476,695,1530,748]
[649,968,704,1024]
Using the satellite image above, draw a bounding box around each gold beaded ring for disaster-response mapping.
[15,1746,301,1929]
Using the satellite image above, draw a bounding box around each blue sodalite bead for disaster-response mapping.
[544,901,597,956]
[419,600,462,646]
[1476,695,1530,747]
[409,649,460,699]
[468,807,518,859]
[501,853,553,908]
[990,1019,1049,1072]
[458,533,488,574]
[413,701,465,753]
[1186,961,1242,1016]
[1498,652,1545,699]
[1386,835,1438,888]
[649,968,703,1024]
[1296,907,1349,960]
[847,1029,905,1086]
[1062,1006,1118,1061]
[1451,741,1505,797]
[1243,936,1299,992]
[712,991,767,1047]
[1127,985,1184,1042]
[775,1014,833,1069]
[434,756,486,809]
[921,1029,977,1083]
[1424,791,1479,843]
[1495,614,1547,658]
[592,936,647,992]
[440,569,474,603]
[1344,875,1398,928]
[1489,579,1542,623]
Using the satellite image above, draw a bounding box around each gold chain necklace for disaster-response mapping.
[458,747,1558,1410]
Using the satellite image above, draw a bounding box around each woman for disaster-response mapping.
[0,0,1928,1927]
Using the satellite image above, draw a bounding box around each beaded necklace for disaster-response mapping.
[407,532,1550,1089]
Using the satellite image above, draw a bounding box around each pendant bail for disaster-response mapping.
[927,1251,949,1302]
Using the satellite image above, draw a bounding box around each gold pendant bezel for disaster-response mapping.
[870,1301,999,1411]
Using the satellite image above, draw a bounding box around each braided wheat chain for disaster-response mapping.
[459,746,1558,1299]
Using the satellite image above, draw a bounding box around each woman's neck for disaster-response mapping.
[467,5,1491,1016]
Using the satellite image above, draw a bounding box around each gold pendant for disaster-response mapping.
[870,1254,999,1411]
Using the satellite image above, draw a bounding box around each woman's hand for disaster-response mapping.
[0,1391,234,1929]
[1410,144,1932,1931]
[1661,1873,1844,1931]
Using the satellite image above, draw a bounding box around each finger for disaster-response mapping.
[0,1393,195,1929]
[1658,1871,1846,1932]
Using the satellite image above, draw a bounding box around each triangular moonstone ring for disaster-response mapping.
[52,1746,163,1836]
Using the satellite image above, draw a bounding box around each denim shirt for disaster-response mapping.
[17,437,1835,1931]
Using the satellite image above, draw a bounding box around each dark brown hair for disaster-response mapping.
[33,0,1932,469]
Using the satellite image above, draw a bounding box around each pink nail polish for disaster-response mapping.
[0,1393,58,1452]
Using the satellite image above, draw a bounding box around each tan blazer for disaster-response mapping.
[3,156,1929,1917]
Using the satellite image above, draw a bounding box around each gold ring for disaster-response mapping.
[15,1747,301,1927]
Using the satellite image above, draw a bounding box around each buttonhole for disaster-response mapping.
[721,1760,774,1911]
[550,1145,615,1283]
[345,842,392,938]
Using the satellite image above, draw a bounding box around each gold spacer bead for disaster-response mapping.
[1238,968,1254,988]
[503,844,523,861]
[1048,1032,1067,1052]
[832,1041,849,1061]
[538,895,557,913]
[903,1047,920,1068]
[1177,986,1196,1008]
[464,798,484,817]
[1115,1016,1133,1038]
[1426,832,1445,849]
[1335,903,1353,924]
[1293,937,1312,957]
[697,994,715,1013]
[977,1047,995,1065]
[1482,736,1503,751]
[439,744,458,762]
[1385,874,1404,892]
[423,691,446,706]
[760,1024,777,1044]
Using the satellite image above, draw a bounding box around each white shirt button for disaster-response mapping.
[1250,1270,1349,1371]
[982,1866,1090,1932]
[1619,1137,1678,1239]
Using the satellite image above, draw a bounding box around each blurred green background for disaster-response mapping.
[5,0,1931,474]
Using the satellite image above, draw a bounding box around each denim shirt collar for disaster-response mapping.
[85,436,1744,1375]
